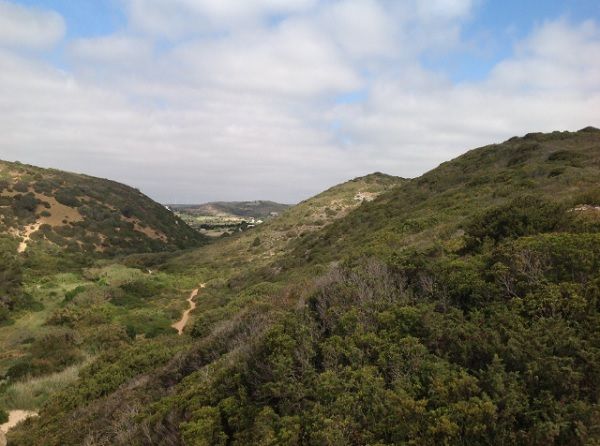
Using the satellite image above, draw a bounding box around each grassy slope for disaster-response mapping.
[8,128,600,445]
[159,172,405,338]
[0,263,199,400]
[163,172,405,291]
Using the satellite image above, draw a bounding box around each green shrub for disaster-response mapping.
[547,150,585,166]
[464,196,567,251]
[12,193,38,214]
[64,286,86,303]
[13,182,28,193]
[8,330,84,379]
[55,189,81,207]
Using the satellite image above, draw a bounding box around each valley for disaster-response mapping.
[170,201,291,237]
[1,128,600,445]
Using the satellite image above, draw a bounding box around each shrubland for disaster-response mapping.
[5,128,600,445]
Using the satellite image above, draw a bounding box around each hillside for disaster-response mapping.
[170,201,291,237]
[7,128,600,445]
[286,126,600,266]
[164,171,405,279]
[0,160,205,256]
[156,171,406,339]
[0,169,404,443]
[170,201,290,219]
[0,160,206,354]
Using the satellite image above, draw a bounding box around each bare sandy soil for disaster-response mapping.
[0,410,38,446]
[4,187,83,253]
[172,284,206,335]
[17,222,41,253]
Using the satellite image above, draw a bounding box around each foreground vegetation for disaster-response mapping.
[4,128,600,445]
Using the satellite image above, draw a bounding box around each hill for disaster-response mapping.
[286,126,600,266]
[0,160,205,256]
[164,171,406,279]
[170,201,290,219]
[169,201,291,237]
[7,128,600,445]
[0,168,404,438]
[0,159,206,343]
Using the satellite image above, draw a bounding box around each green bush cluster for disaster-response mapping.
[138,229,600,445]
[6,330,84,380]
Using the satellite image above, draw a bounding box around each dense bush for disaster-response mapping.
[7,330,84,380]
[143,247,600,445]
[11,193,38,216]
[63,286,86,303]
[463,196,567,251]
[54,189,81,207]
[0,241,28,321]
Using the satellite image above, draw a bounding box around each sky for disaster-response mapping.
[0,0,598,204]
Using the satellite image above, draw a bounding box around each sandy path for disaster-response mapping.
[0,410,38,445]
[17,222,41,253]
[172,284,205,335]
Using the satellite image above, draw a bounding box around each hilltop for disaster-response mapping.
[0,160,205,256]
[7,128,600,445]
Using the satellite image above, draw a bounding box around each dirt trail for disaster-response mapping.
[172,284,205,335]
[0,410,38,446]
[17,223,41,253]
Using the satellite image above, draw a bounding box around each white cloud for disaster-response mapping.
[0,1,598,203]
[124,0,319,36]
[489,19,600,92]
[415,0,475,21]
[318,0,397,60]
[69,35,153,64]
[0,0,65,49]
[169,21,361,97]
[336,19,600,176]
[0,47,354,203]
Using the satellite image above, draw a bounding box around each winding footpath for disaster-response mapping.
[0,410,38,446]
[172,284,205,335]
[0,285,206,444]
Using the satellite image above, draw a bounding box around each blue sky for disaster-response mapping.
[0,0,599,202]
[16,0,126,38]
[17,0,600,82]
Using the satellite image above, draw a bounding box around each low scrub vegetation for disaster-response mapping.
[4,128,600,445]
